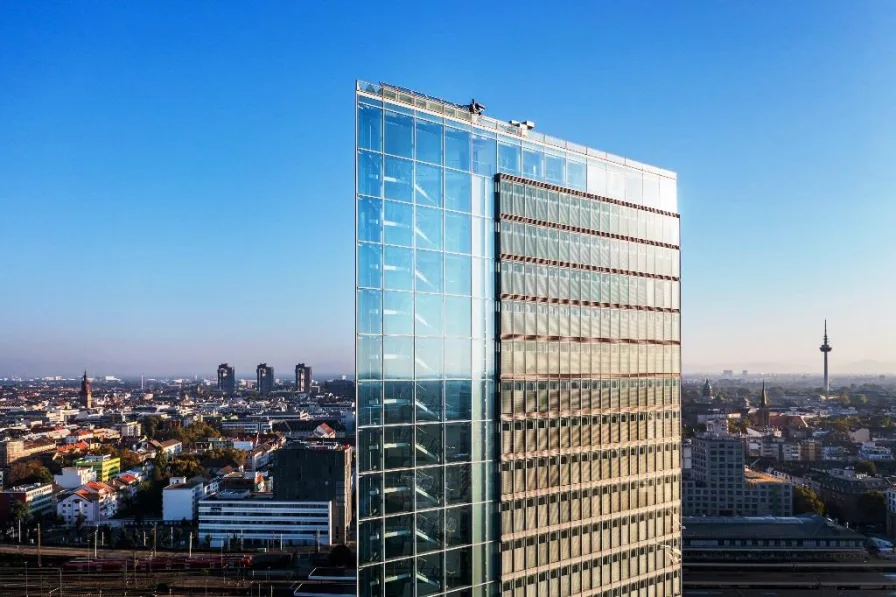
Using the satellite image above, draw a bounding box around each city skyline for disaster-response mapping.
[2,2,896,375]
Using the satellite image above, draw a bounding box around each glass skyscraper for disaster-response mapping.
[356,81,682,597]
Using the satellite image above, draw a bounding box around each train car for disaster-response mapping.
[63,558,128,572]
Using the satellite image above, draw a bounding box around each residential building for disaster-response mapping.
[245,442,278,471]
[273,442,352,544]
[811,469,891,525]
[149,439,183,456]
[859,442,893,461]
[355,81,682,597]
[73,454,121,481]
[54,466,97,489]
[218,363,236,394]
[684,434,792,516]
[0,483,55,522]
[57,484,117,526]
[0,438,57,465]
[885,487,896,541]
[683,515,866,562]
[163,476,216,522]
[256,363,274,395]
[198,492,332,548]
[296,363,312,393]
[116,421,141,437]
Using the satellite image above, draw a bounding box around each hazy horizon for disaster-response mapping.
[2,3,895,377]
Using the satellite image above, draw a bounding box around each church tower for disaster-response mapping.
[79,371,93,409]
[758,381,770,428]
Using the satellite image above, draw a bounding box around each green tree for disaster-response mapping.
[792,486,824,516]
[856,460,877,477]
[10,500,30,523]
[142,415,163,440]
[7,460,53,486]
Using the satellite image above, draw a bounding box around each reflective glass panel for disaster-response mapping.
[415,249,442,293]
[415,206,442,250]
[444,254,472,296]
[384,157,413,202]
[445,381,472,421]
[416,163,442,207]
[357,335,382,380]
[358,243,382,289]
[471,135,496,175]
[523,147,544,180]
[415,293,443,337]
[416,337,444,379]
[416,119,443,165]
[545,153,565,185]
[445,127,471,171]
[358,196,383,243]
[445,212,472,254]
[358,104,383,152]
[498,142,521,175]
[384,336,414,379]
[416,381,443,422]
[384,200,412,247]
[383,245,413,291]
[384,111,413,158]
[358,289,382,335]
[445,170,472,213]
[383,291,414,336]
[444,296,471,338]
[358,151,383,197]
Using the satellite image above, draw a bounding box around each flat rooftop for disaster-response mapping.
[683,515,865,541]
[744,468,786,484]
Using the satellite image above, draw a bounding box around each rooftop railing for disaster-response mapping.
[356,80,676,179]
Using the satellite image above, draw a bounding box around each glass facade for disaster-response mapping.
[356,81,681,597]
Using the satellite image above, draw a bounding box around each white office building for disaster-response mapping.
[163,476,217,522]
[54,467,97,490]
[198,492,332,548]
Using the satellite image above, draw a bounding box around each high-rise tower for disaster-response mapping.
[256,363,274,395]
[79,370,92,409]
[820,320,832,395]
[355,81,682,597]
[295,363,312,393]
[217,363,236,394]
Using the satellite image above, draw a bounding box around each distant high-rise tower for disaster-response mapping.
[256,363,274,395]
[295,363,312,393]
[820,320,832,395]
[217,363,236,394]
[79,371,92,409]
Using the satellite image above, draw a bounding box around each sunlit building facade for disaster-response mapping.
[355,81,682,597]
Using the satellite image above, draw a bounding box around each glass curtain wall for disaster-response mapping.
[356,90,498,597]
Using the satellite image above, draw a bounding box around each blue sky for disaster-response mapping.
[1,1,894,377]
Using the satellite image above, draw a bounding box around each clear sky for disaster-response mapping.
[2,1,895,378]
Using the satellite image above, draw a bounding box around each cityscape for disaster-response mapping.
[3,3,896,597]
